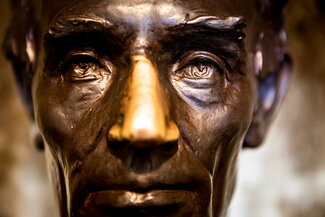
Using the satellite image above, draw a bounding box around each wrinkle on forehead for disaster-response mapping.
[106,2,187,26]
[44,0,250,30]
[42,0,252,29]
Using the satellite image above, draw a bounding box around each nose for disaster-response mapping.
[108,55,179,147]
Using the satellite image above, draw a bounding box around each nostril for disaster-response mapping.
[108,139,128,151]
[160,140,178,154]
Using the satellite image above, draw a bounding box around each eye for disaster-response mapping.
[176,58,218,80]
[62,51,111,81]
[173,52,226,83]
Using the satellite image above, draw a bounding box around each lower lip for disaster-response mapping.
[86,190,192,216]
[91,190,191,208]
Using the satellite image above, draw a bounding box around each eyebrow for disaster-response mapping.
[182,16,246,32]
[45,16,114,40]
[44,15,246,41]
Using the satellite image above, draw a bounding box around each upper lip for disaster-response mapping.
[83,172,200,194]
[98,183,195,194]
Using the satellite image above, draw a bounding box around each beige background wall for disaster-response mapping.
[0,0,324,216]
[230,1,325,216]
[0,1,56,216]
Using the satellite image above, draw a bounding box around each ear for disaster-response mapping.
[243,0,292,148]
[243,54,292,148]
[3,0,39,118]
[3,0,43,149]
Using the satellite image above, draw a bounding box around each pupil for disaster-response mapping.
[198,65,206,73]
[79,63,88,70]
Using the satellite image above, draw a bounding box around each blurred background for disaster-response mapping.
[0,0,324,216]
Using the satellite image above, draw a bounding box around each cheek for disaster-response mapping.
[171,77,255,174]
[177,109,246,174]
[33,77,109,154]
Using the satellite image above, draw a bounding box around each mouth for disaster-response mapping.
[84,189,193,216]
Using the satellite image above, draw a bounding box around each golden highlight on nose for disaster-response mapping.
[108,55,179,143]
[123,55,166,141]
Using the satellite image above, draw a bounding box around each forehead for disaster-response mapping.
[43,0,252,26]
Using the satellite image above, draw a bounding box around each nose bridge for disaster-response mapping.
[108,54,179,144]
[122,55,166,141]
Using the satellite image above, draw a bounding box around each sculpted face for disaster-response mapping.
[4,0,291,216]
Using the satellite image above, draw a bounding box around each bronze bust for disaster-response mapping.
[4,0,292,216]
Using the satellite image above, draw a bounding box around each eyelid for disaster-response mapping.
[63,50,113,73]
[64,50,98,62]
